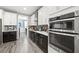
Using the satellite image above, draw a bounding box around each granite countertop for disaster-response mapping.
[3,30,17,32]
[29,30,48,36]
[35,31,48,36]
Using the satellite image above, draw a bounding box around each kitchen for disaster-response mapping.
[0,6,79,53]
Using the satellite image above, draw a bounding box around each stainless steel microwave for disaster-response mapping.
[49,10,79,33]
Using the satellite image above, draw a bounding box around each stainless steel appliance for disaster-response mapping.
[49,10,79,53]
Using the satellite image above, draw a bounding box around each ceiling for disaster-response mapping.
[0,6,41,16]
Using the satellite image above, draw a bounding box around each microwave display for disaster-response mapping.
[50,20,74,30]
[49,33,74,53]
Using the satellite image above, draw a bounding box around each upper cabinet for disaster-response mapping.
[29,13,37,26]
[0,9,4,19]
[38,6,71,25]
[4,11,17,25]
[38,7,56,25]
[38,6,58,25]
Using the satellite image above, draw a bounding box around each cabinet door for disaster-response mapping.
[29,31,32,41]
[31,32,33,41]
[0,9,3,19]
[35,33,39,44]
[10,13,17,25]
[30,14,37,26]
[38,34,48,53]
[38,6,57,25]
[4,12,11,25]
[4,12,17,25]
[3,32,9,43]
[38,7,47,25]
[37,34,42,49]
[9,32,16,41]
[42,36,48,53]
[36,34,40,46]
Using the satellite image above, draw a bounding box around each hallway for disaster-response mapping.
[0,32,43,53]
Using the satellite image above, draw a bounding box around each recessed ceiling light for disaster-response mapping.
[24,8,27,10]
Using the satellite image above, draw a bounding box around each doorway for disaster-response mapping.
[17,19,28,39]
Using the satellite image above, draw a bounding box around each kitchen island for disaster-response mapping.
[3,31,17,43]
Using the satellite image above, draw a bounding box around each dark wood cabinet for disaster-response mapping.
[38,34,48,53]
[42,36,48,53]
[3,32,9,43]
[29,31,48,53]
[3,31,17,43]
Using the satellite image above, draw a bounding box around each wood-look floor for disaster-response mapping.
[0,32,43,53]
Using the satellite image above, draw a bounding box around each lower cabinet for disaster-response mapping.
[29,31,48,53]
[3,31,17,43]
[42,36,48,52]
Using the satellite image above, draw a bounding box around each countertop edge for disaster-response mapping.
[29,30,48,36]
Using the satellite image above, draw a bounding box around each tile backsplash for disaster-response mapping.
[29,25,48,32]
[4,25,17,31]
[38,25,48,32]
[29,26,38,31]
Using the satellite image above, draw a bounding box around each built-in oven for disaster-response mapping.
[49,10,79,53]
[49,31,79,53]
